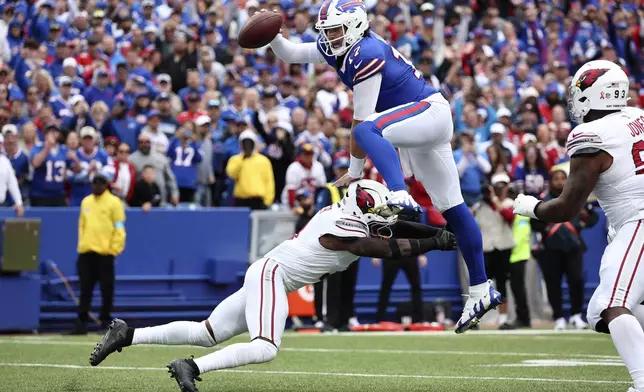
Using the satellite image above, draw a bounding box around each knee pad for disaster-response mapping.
[586,296,609,334]
[353,121,379,147]
[250,339,278,363]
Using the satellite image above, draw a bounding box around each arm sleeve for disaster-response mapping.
[318,147,333,168]
[109,200,126,255]
[5,161,22,206]
[476,154,492,174]
[262,158,275,207]
[269,35,326,64]
[225,155,242,180]
[193,143,204,164]
[353,73,382,121]
[283,164,298,207]
[0,35,10,63]
[164,161,179,199]
[78,201,85,244]
[454,152,469,177]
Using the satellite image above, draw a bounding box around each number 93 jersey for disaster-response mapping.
[567,107,644,230]
[317,33,437,113]
[263,203,369,292]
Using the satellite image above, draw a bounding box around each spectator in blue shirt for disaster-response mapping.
[28,0,56,44]
[279,77,302,110]
[65,12,91,41]
[178,69,206,109]
[14,39,42,93]
[62,95,97,135]
[46,41,68,79]
[167,122,203,203]
[102,100,140,147]
[30,124,81,206]
[68,126,115,206]
[84,68,115,109]
[9,93,29,128]
[454,130,492,207]
[49,76,74,119]
[156,93,180,139]
[205,99,224,141]
[112,63,129,97]
[6,20,24,61]
[61,57,86,96]
[291,8,317,43]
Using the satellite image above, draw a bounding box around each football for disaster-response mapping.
[238,11,283,49]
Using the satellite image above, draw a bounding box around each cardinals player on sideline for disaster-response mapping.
[514,60,644,392]
[89,180,456,392]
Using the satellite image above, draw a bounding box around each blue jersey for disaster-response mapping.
[8,150,30,182]
[30,145,72,198]
[167,138,203,190]
[317,33,437,113]
[49,94,72,118]
[68,147,114,206]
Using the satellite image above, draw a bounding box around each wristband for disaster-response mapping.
[532,200,543,220]
[348,155,365,179]
[409,238,420,255]
[388,238,402,259]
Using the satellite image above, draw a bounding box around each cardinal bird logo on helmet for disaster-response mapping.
[575,68,609,92]
[355,185,375,214]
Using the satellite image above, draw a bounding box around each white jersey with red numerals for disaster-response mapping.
[263,202,369,292]
[566,107,644,231]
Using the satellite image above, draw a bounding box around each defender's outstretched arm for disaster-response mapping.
[319,230,455,259]
[389,220,445,239]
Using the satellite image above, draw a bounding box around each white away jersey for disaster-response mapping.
[566,107,644,230]
[263,203,369,292]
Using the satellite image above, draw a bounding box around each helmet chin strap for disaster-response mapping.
[368,220,395,239]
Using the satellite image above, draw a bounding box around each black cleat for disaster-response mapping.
[89,318,129,366]
[167,358,202,392]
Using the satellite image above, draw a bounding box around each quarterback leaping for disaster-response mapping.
[514,60,644,392]
[265,1,500,333]
[90,180,456,392]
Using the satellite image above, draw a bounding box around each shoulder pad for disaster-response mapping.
[330,216,369,238]
[566,125,604,157]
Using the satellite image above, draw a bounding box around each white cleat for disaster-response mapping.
[554,317,567,331]
[569,313,589,330]
[627,388,642,392]
[455,280,502,334]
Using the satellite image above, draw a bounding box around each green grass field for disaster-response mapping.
[0,329,631,392]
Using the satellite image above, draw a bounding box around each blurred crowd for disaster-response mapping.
[0,0,642,327]
[0,0,642,211]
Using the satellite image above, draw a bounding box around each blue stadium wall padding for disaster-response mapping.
[0,274,40,331]
[0,207,609,331]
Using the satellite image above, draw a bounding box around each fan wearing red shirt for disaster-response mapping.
[544,124,571,167]
[76,36,109,68]
[177,92,205,124]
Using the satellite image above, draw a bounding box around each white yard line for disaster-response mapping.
[0,362,630,385]
[284,329,600,337]
[0,339,619,359]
